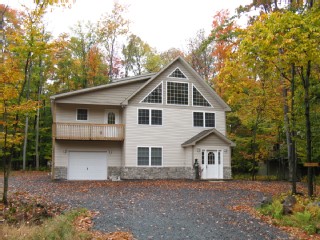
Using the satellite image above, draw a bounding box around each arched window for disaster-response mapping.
[108,112,115,124]
[208,152,215,165]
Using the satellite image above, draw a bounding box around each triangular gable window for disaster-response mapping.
[169,68,187,79]
[193,86,211,107]
[142,82,162,104]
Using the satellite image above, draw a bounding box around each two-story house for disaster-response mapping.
[50,57,235,180]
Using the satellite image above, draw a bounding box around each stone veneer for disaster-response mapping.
[223,167,232,179]
[52,166,231,180]
[121,167,195,180]
[53,166,67,179]
[108,167,122,179]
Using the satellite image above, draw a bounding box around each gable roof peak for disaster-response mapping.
[121,56,231,111]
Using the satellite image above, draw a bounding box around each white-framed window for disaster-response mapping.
[192,85,211,107]
[168,67,187,79]
[138,108,162,125]
[193,112,215,127]
[137,147,162,166]
[141,82,163,104]
[77,109,88,121]
[108,112,115,124]
[167,82,189,105]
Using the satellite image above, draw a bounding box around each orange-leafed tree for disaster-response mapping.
[0,5,38,204]
[87,45,109,86]
[203,10,238,97]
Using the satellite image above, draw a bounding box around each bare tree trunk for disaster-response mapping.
[291,64,297,195]
[2,103,9,205]
[301,61,313,197]
[35,58,43,170]
[3,154,10,205]
[281,78,292,180]
[309,0,314,8]
[22,58,32,170]
[35,110,40,169]
[108,37,116,81]
[22,116,29,170]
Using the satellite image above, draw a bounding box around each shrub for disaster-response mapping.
[258,194,320,235]
[283,211,315,234]
[259,199,283,219]
[1,209,91,240]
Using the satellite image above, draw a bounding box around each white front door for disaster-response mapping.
[203,150,223,179]
[68,151,107,180]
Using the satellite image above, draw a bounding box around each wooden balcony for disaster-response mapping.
[53,122,125,141]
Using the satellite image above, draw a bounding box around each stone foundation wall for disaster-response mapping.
[52,166,230,180]
[108,167,122,179]
[121,167,195,180]
[53,166,67,179]
[223,167,232,179]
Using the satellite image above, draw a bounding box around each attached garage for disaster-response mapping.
[68,151,107,180]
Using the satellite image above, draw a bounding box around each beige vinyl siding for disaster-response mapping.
[55,81,144,105]
[123,106,226,167]
[197,134,229,146]
[226,147,231,167]
[184,146,194,167]
[129,62,224,112]
[54,140,122,167]
[55,104,122,124]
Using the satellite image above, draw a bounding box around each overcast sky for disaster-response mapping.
[5,0,252,52]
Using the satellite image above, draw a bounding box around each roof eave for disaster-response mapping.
[51,74,154,100]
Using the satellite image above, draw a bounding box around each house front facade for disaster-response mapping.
[51,57,235,180]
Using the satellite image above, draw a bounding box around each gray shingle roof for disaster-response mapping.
[50,73,156,100]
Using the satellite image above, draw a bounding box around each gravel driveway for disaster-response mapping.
[8,172,297,240]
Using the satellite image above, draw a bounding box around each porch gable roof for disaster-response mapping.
[181,129,236,147]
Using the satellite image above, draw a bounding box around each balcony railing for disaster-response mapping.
[53,122,125,141]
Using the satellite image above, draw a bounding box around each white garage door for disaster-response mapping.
[68,151,107,180]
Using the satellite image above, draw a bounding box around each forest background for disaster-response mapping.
[1,0,320,202]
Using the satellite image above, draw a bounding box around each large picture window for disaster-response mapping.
[193,112,215,127]
[142,83,162,104]
[77,109,88,121]
[193,86,211,107]
[138,109,162,125]
[137,147,162,166]
[167,82,188,105]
